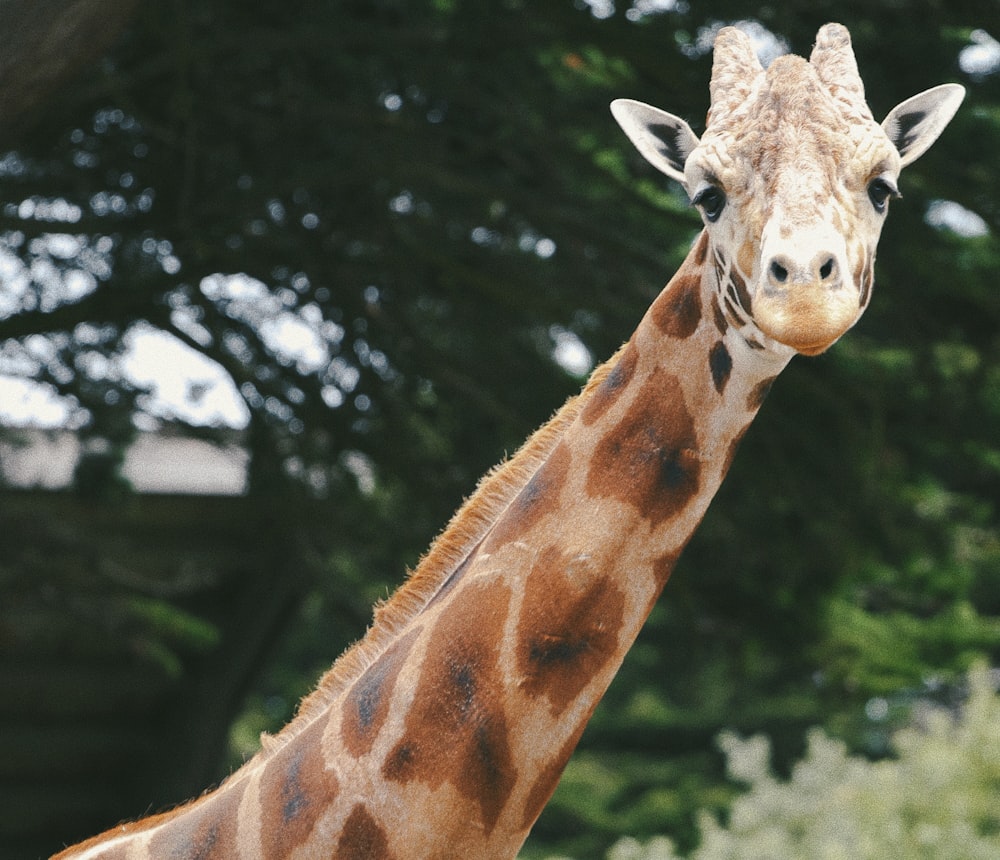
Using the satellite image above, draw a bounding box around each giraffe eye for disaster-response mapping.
[692,185,727,222]
[867,177,899,214]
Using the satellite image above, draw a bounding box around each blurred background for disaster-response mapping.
[1,1,997,858]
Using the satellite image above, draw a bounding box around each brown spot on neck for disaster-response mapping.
[335,805,394,860]
[709,340,733,394]
[258,717,339,855]
[586,367,701,527]
[651,272,702,339]
[146,785,243,860]
[382,579,517,834]
[481,441,572,554]
[341,627,421,758]
[516,545,627,716]
[747,375,777,412]
[581,341,638,427]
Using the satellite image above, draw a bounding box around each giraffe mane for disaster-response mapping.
[260,346,623,754]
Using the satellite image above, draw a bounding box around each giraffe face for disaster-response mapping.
[684,54,900,355]
[611,23,964,356]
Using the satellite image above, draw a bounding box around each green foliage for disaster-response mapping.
[4,1,1000,857]
[824,598,1000,697]
[123,595,221,677]
[594,665,1000,860]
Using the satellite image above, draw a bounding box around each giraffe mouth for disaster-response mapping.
[753,283,861,355]
[795,342,834,357]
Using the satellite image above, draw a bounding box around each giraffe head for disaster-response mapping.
[612,23,964,355]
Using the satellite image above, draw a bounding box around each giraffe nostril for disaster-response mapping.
[819,256,836,281]
[768,254,839,287]
[769,260,788,284]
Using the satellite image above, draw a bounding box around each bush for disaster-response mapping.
[592,664,1000,860]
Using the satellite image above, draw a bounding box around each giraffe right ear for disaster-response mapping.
[611,99,700,186]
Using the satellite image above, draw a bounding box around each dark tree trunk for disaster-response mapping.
[0,0,138,146]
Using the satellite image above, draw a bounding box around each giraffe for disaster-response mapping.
[55,23,963,860]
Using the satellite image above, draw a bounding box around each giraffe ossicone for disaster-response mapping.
[55,23,962,860]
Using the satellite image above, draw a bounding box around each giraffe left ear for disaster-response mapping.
[611,99,700,186]
[882,83,965,168]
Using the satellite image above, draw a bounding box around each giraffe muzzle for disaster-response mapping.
[754,248,859,355]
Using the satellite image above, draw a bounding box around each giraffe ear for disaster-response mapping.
[882,84,965,168]
[611,99,700,186]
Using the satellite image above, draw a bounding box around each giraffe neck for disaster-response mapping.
[54,231,792,860]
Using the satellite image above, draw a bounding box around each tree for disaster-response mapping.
[1,2,998,857]
[0,0,138,147]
